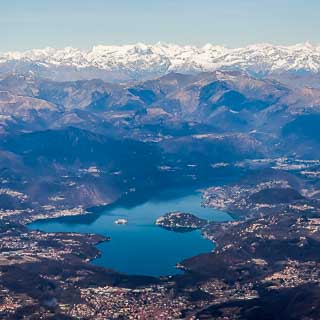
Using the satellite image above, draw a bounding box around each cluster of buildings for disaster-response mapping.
[0,203,89,224]
[67,285,190,319]
[156,211,207,230]
[0,286,35,317]
[202,179,292,215]
[263,260,320,289]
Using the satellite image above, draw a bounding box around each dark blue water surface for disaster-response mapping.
[29,190,231,276]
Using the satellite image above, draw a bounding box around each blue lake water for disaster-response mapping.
[29,190,231,277]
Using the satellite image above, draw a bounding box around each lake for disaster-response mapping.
[29,189,231,277]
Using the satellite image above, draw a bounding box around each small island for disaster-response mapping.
[155,211,208,232]
[114,218,128,225]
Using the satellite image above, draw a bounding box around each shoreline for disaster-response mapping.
[26,187,230,279]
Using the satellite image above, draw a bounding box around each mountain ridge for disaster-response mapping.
[2,42,320,81]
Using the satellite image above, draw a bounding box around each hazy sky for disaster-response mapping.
[1,0,320,51]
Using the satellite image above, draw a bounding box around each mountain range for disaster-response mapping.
[2,42,320,319]
[1,42,320,81]
[0,67,319,211]
[1,39,320,212]
[0,69,319,156]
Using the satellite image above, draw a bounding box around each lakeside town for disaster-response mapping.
[0,158,320,318]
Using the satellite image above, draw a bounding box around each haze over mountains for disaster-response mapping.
[1,42,320,215]
[0,63,319,211]
[2,42,320,82]
[2,42,320,318]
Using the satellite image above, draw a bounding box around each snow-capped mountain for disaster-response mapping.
[1,42,320,81]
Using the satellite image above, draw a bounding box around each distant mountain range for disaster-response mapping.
[1,42,320,81]
[2,43,320,320]
[0,62,320,210]
[0,70,319,158]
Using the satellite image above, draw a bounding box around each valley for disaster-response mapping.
[0,69,320,319]
[29,190,228,277]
